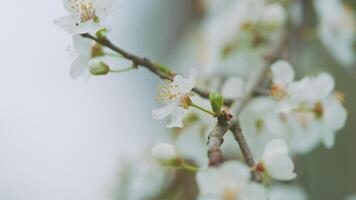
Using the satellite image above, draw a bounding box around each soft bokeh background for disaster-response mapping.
[0,0,355,200]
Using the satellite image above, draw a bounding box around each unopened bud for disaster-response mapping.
[88,59,110,75]
[209,92,224,114]
[151,143,180,166]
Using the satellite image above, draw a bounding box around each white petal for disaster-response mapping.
[271,60,295,86]
[94,0,115,18]
[187,68,198,90]
[73,35,92,56]
[63,0,76,13]
[74,21,103,35]
[220,161,251,185]
[265,154,296,181]
[53,15,78,33]
[323,97,347,131]
[196,168,224,197]
[240,183,267,200]
[321,127,335,149]
[151,143,178,163]
[263,139,289,157]
[167,107,185,128]
[221,77,245,99]
[70,56,90,79]
[312,73,335,100]
[152,105,174,120]
[173,68,197,94]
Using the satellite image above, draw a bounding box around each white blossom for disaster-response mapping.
[116,153,174,200]
[152,68,197,128]
[257,139,296,181]
[151,143,179,165]
[196,161,266,200]
[54,0,114,34]
[294,73,347,148]
[314,0,356,67]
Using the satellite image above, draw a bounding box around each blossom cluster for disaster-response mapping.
[54,0,353,199]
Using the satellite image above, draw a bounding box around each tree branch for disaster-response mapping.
[207,112,231,166]
[81,33,233,105]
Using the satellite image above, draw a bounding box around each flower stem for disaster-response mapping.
[109,66,135,73]
[191,103,215,116]
[181,162,200,172]
[105,52,124,58]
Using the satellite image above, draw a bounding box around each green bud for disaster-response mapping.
[88,59,110,75]
[96,28,107,39]
[209,92,224,114]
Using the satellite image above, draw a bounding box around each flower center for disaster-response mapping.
[270,84,287,100]
[223,188,238,200]
[71,1,97,22]
[156,80,179,104]
[313,102,324,119]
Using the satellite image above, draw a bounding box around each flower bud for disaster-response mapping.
[209,92,224,114]
[151,143,180,166]
[88,59,110,75]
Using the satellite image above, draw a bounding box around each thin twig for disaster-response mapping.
[81,33,233,105]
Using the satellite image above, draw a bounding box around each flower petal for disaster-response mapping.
[263,139,289,157]
[74,21,103,35]
[167,107,185,128]
[152,105,174,120]
[73,35,92,56]
[323,97,347,131]
[312,73,335,100]
[94,0,115,18]
[271,60,295,86]
[53,15,78,33]
[240,183,267,200]
[265,154,296,181]
[70,56,90,79]
[63,0,76,13]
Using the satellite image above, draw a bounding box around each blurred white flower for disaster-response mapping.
[314,0,356,67]
[152,68,197,128]
[196,161,266,200]
[222,77,246,99]
[54,0,114,34]
[151,143,179,165]
[116,153,174,200]
[294,73,347,148]
[262,3,287,26]
[257,139,296,181]
[268,185,307,200]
